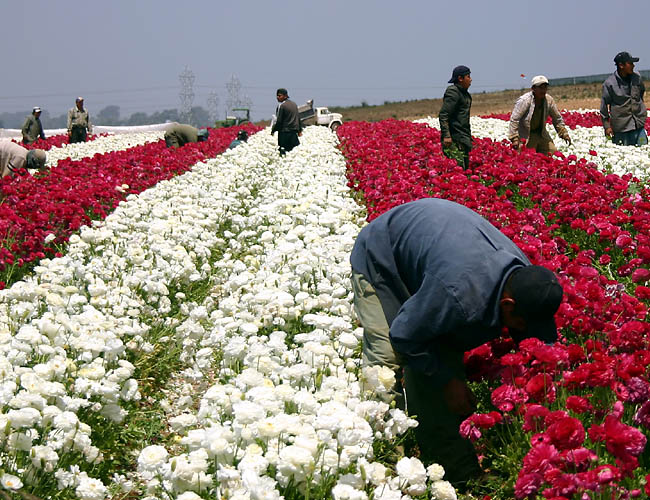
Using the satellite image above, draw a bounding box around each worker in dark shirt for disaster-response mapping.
[228,129,248,149]
[439,65,473,169]
[271,88,301,156]
[350,198,563,488]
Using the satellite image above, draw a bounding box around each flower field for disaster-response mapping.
[2,109,650,500]
[0,126,257,287]
[340,114,650,498]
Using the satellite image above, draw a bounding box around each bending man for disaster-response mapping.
[350,197,563,489]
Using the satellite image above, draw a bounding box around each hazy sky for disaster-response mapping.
[4,0,649,122]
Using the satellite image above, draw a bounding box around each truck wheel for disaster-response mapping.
[330,122,341,133]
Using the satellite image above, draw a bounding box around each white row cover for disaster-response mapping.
[0,122,174,139]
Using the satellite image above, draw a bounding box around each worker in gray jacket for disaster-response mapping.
[67,97,92,143]
[21,107,46,144]
[350,198,563,489]
[163,123,209,148]
[271,88,301,156]
[601,52,647,146]
[0,141,47,178]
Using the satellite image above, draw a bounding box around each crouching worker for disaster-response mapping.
[508,75,571,155]
[1,141,47,178]
[350,197,563,490]
[164,123,209,148]
[228,129,248,149]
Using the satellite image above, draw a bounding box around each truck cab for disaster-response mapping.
[296,100,343,132]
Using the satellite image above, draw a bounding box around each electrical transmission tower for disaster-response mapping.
[207,91,220,123]
[178,66,195,125]
[225,74,244,116]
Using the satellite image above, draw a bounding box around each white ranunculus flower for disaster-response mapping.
[426,463,446,482]
[396,456,427,487]
[430,480,458,500]
[0,473,23,490]
[138,445,169,474]
[331,483,368,500]
[75,474,107,500]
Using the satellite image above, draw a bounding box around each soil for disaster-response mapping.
[326,83,603,122]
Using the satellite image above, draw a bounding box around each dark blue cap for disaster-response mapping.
[448,65,471,83]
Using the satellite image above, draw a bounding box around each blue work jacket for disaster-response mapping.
[351,198,530,379]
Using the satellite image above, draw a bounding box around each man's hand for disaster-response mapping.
[511,139,521,151]
[563,135,572,146]
[443,377,476,416]
[605,127,613,138]
[443,136,452,147]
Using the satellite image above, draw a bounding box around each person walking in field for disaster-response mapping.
[350,197,563,489]
[67,97,92,143]
[439,65,473,169]
[271,88,301,156]
[0,141,47,178]
[21,107,46,145]
[508,75,572,156]
[163,123,209,148]
[601,51,647,146]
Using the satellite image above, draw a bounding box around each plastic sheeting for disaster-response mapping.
[0,122,177,139]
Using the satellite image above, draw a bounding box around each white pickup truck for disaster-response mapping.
[297,100,343,132]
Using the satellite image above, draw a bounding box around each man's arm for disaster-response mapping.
[21,117,31,138]
[86,112,92,135]
[271,104,284,134]
[548,97,571,144]
[67,109,73,134]
[600,83,612,135]
[388,273,464,382]
[438,86,459,142]
[508,95,529,144]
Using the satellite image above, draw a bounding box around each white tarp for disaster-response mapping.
[0,122,175,140]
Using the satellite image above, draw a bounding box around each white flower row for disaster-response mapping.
[45,132,165,167]
[134,129,455,500]
[416,115,650,179]
[0,128,456,499]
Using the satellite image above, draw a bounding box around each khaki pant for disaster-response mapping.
[525,133,556,155]
[351,271,481,487]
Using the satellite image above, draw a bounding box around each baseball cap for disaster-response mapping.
[33,106,41,113]
[531,75,549,87]
[197,129,210,141]
[614,51,639,64]
[276,88,288,96]
[448,65,471,83]
[76,96,84,102]
[508,266,563,343]
[26,149,47,169]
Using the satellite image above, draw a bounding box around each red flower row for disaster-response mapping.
[0,125,260,288]
[12,134,103,151]
[338,119,650,498]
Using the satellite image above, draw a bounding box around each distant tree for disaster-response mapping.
[190,106,211,127]
[41,112,67,129]
[126,112,149,126]
[96,105,121,125]
[149,109,180,123]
